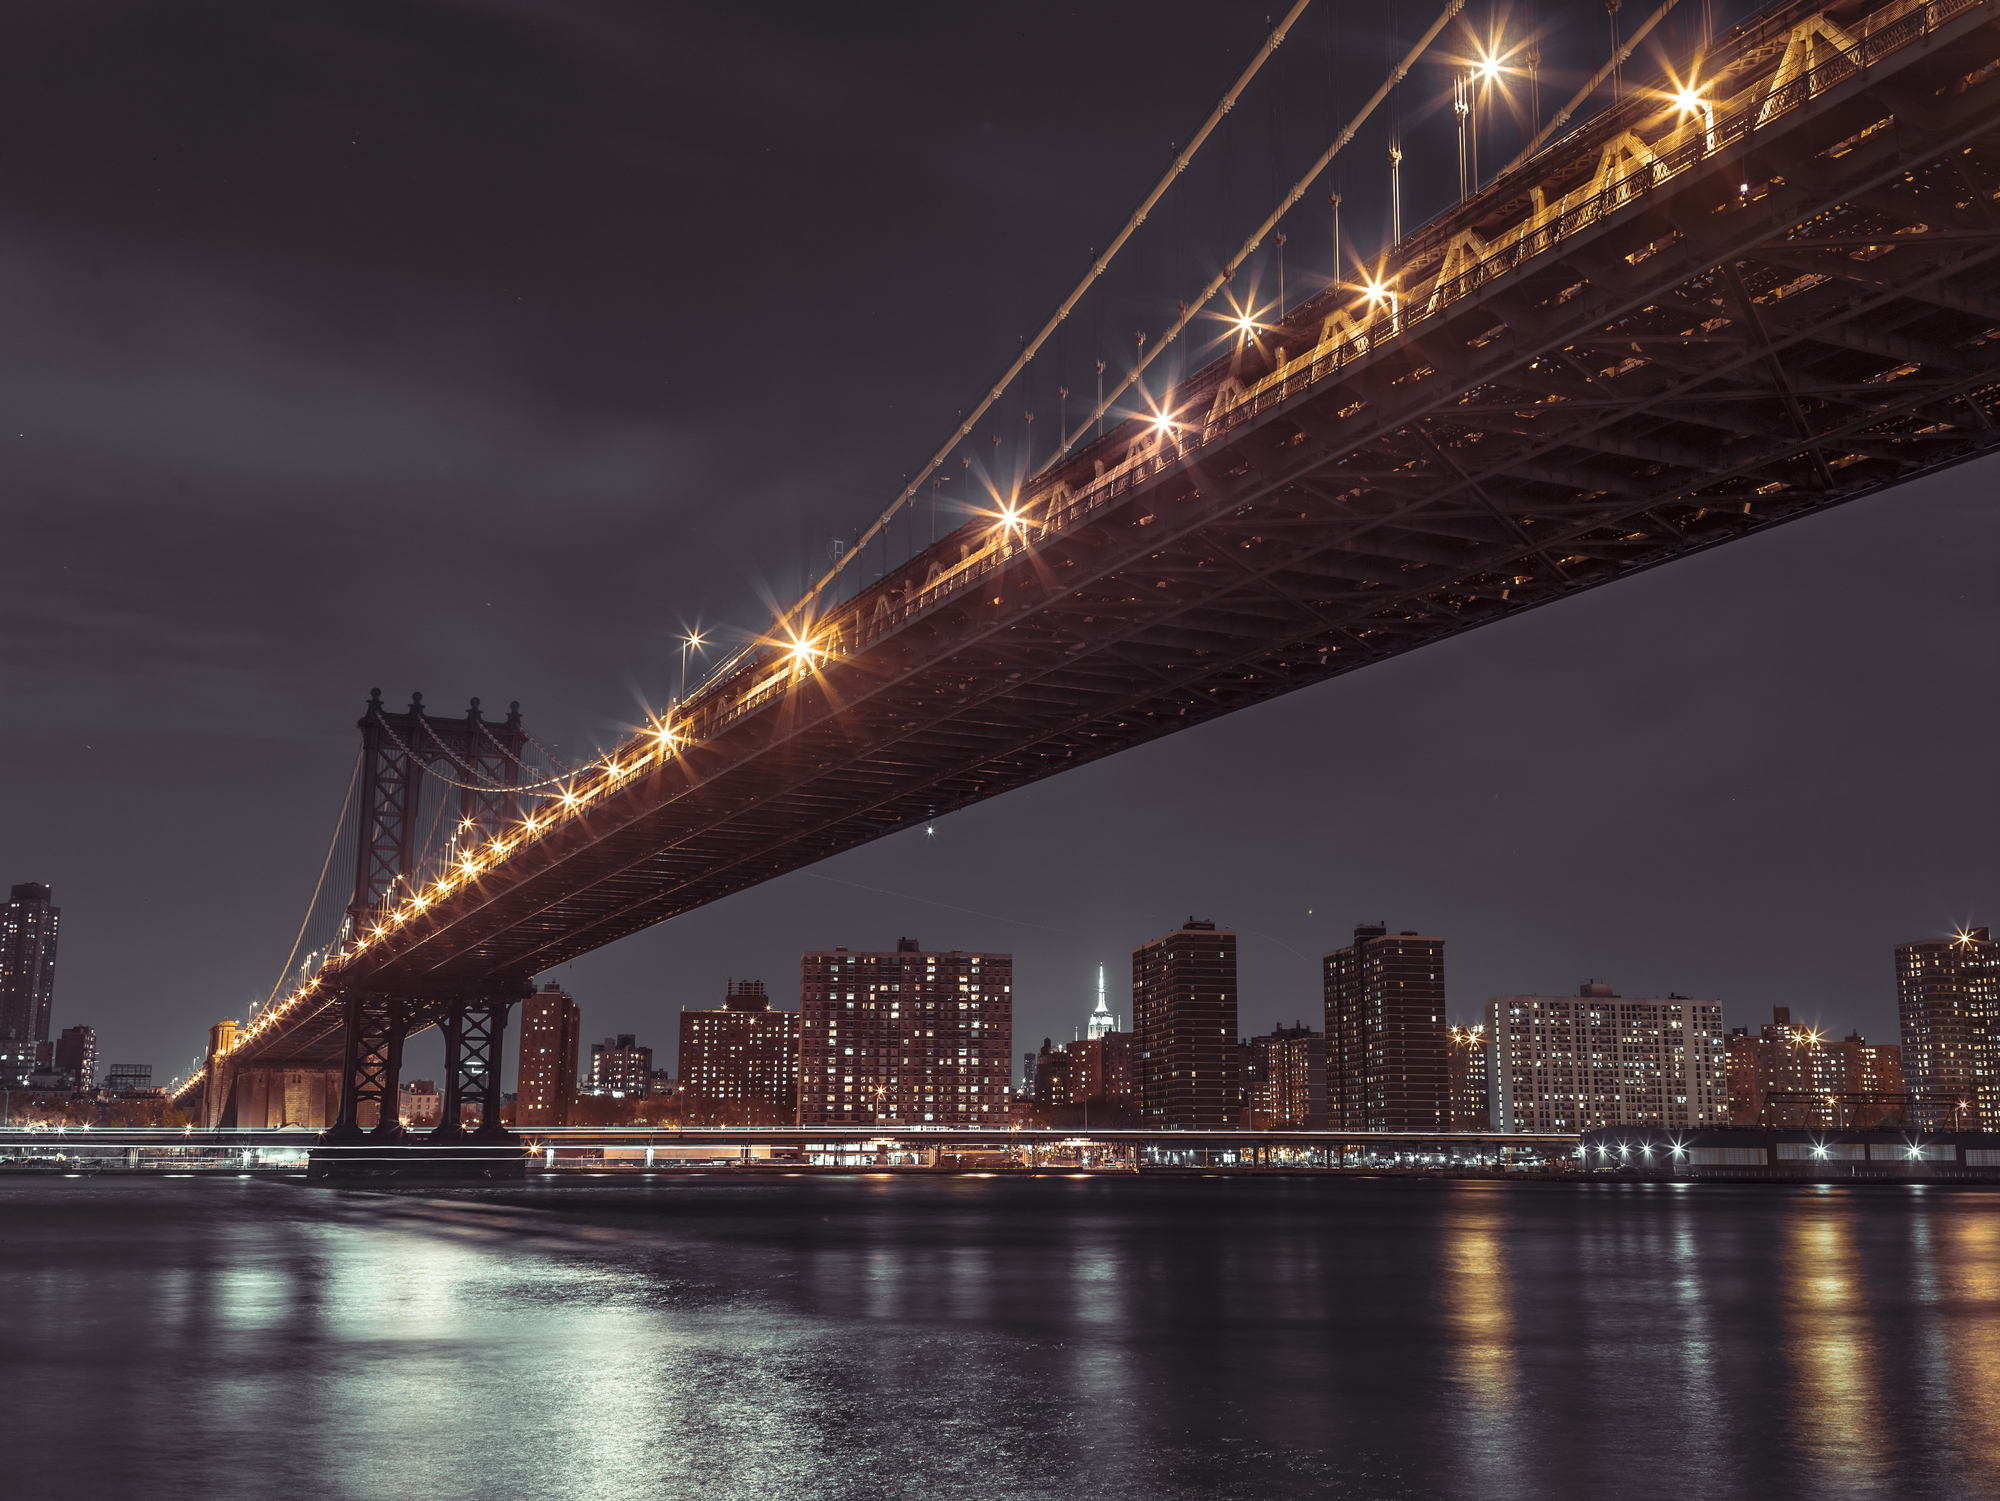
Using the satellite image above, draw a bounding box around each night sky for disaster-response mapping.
[4,0,1993,1088]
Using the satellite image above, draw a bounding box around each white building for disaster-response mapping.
[398,1079,444,1127]
[1489,981,1727,1132]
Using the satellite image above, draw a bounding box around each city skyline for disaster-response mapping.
[15,872,1991,1100]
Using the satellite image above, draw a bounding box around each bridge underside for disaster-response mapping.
[225,0,2000,1075]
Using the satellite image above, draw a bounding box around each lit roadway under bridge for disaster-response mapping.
[191,0,2000,1138]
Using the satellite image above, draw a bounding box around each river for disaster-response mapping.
[3,1174,1995,1499]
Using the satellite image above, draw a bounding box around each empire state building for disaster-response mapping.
[1087,964,1118,1040]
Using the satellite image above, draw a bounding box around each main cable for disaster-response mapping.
[256,748,361,1017]
[776,0,1318,636]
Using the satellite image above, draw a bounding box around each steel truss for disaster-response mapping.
[434,998,515,1141]
[327,992,405,1139]
[322,982,529,1141]
[349,690,526,928]
[232,0,2000,1068]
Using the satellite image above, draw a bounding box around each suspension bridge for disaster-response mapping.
[175,0,2000,1142]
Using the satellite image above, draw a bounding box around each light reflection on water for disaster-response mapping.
[1945,1210,2000,1484]
[2,1176,1997,1501]
[1784,1195,1886,1494]
[1441,1188,1520,1500]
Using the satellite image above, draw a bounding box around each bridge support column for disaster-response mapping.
[429,993,519,1143]
[474,1001,512,1140]
[315,978,528,1173]
[325,992,404,1143]
[431,1005,470,1142]
[369,997,410,1141]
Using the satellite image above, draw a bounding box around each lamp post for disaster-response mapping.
[1455,70,1471,201]
[678,629,706,703]
[1329,191,1342,288]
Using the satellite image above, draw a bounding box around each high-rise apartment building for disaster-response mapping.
[1727,1009,1910,1127]
[517,982,581,1126]
[0,883,59,1044]
[1726,1007,1838,1125]
[1243,1031,1274,1126]
[53,1024,96,1091]
[1032,1037,1070,1107]
[1031,1029,1139,1120]
[1489,982,1726,1132]
[1836,1031,1907,1107]
[1262,1025,1327,1128]
[1447,1023,1490,1130]
[1133,919,1239,1129]
[799,939,1012,1126]
[1324,924,1447,1131]
[589,1034,654,1096]
[678,980,799,1126]
[1244,1024,1319,1127]
[0,1037,35,1089]
[1896,928,1999,1128]
[1074,1030,1138,1112]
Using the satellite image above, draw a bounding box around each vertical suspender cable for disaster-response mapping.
[1504,0,1679,174]
[775,0,1317,637]
[1051,0,1467,469]
[1389,0,1405,246]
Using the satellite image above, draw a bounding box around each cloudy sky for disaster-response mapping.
[3,0,1992,1086]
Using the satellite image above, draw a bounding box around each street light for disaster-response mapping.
[678,628,707,703]
[1674,80,1717,153]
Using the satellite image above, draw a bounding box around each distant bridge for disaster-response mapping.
[186,0,2000,1138]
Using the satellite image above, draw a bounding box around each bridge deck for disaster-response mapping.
[221,0,2000,1074]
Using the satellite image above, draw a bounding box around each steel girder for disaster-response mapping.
[235,0,2000,1068]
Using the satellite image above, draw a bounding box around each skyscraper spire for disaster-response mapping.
[1088,963,1116,1040]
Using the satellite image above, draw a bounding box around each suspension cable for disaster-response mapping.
[370,709,572,795]
[775,0,1318,636]
[1049,0,1467,468]
[476,712,573,779]
[256,748,360,1016]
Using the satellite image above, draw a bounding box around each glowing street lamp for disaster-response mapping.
[783,630,825,673]
[678,628,707,703]
[1674,80,1717,153]
[1363,277,1401,334]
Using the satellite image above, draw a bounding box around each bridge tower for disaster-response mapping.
[325,690,536,1149]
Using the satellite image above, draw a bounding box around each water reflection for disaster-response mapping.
[1784,1194,1885,1494]
[1442,1187,1516,1411]
[1944,1210,2000,1477]
[1441,1184,1520,1500]
[7,1177,2000,1500]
